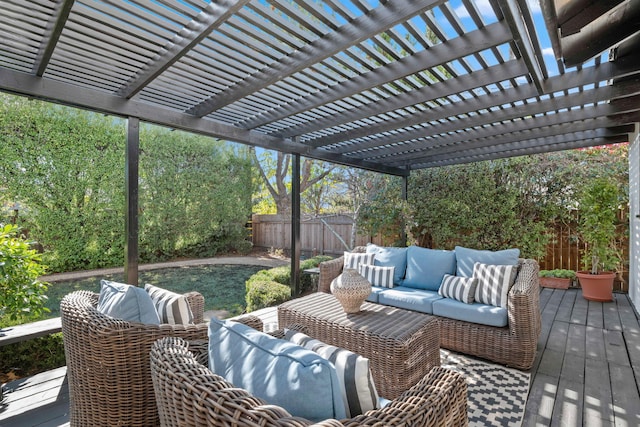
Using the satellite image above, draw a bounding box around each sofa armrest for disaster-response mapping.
[318,257,345,293]
[508,258,541,344]
[343,367,468,427]
[318,247,368,294]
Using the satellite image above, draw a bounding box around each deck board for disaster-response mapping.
[2,288,640,426]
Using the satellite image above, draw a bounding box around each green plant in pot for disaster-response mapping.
[575,177,621,302]
[539,269,576,289]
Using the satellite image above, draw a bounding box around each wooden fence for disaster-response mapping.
[251,214,629,291]
[250,214,390,256]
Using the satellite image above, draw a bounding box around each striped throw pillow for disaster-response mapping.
[438,274,478,303]
[357,264,394,288]
[472,262,518,307]
[144,284,194,325]
[284,330,379,417]
[343,252,375,270]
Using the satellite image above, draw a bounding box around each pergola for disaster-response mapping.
[1,0,639,290]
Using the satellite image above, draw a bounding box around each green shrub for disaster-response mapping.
[245,279,291,312]
[539,269,576,279]
[0,224,49,321]
[0,333,65,382]
[244,255,332,312]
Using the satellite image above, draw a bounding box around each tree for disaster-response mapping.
[252,150,335,215]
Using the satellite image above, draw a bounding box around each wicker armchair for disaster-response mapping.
[60,290,210,427]
[318,251,541,370]
[150,334,468,427]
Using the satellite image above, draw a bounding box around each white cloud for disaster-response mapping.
[454,0,493,19]
[542,47,555,57]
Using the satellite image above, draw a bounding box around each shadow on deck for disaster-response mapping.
[1,288,639,426]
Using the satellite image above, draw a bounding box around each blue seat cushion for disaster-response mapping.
[366,286,387,303]
[454,246,520,277]
[208,319,346,421]
[432,297,508,327]
[403,246,456,291]
[377,287,443,314]
[365,244,407,286]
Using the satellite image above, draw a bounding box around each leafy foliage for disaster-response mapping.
[539,269,576,279]
[0,334,65,384]
[244,255,331,311]
[577,177,623,273]
[0,224,49,321]
[0,94,253,272]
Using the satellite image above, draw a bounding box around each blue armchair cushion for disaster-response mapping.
[208,319,346,421]
[403,246,456,291]
[96,280,161,324]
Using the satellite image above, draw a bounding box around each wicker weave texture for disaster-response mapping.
[60,290,209,427]
[319,254,541,370]
[150,336,468,427]
[278,293,441,400]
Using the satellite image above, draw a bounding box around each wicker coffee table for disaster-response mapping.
[277,292,441,399]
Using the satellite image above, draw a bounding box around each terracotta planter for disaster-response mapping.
[576,271,615,302]
[539,277,571,289]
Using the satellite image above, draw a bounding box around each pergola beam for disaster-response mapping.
[187,0,445,117]
[240,22,513,132]
[116,0,250,99]
[0,68,407,176]
[413,135,629,169]
[32,0,75,76]
[313,59,640,153]
[386,119,639,166]
[561,0,640,67]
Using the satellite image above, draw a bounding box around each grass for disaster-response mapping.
[44,264,267,318]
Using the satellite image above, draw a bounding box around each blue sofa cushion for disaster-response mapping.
[432,297,508,327]
[96,280,161,324]
[365,244,407,286]
[366,286,387,303]
[455,246,520,277]
[403,246,456,291]
[377,286,443,314]
[208,319,346,421]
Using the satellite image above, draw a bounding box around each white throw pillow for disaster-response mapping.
[438,274,478,304]
[472,262,518,307]
[284,329,379,418]
[145,283,194,325]
[343,252,375,270]
[358,264,394,288]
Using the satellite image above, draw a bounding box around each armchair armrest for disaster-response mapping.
[343,367,468,426]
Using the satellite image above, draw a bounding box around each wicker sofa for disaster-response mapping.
[319,247,541,370]
[150,331,469,427]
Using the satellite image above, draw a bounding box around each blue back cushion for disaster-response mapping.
[403,246,456,291]
[365,244,407,285]
[455,246,520,277]
[96,280,161,324]
[208,319,346,422]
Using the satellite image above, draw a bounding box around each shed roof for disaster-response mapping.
[1,0,639,176]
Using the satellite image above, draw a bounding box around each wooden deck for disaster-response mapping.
[1,288,639,426]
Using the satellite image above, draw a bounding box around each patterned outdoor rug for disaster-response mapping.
[441,349,531,427]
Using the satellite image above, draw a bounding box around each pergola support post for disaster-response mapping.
[124,117,140,285]
[291,153,301,296]
[401,172,408,246]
